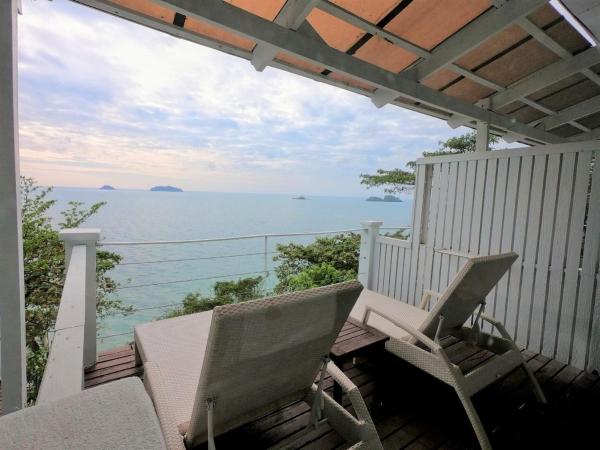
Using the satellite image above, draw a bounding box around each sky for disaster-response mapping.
[18,0,475,197]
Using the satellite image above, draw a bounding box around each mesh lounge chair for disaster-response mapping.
[349,251,546,450]
[135,280,383,450]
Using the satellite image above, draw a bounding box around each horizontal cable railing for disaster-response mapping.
[96,225,411,343]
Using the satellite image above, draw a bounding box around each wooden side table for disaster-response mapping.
[329,318,388,403]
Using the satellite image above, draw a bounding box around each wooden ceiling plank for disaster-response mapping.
[408,0,549,80]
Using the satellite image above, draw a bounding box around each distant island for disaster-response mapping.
[366,195,402,202]
[99,185,115,190]
[292,196,306,200]
[150,185,183,192]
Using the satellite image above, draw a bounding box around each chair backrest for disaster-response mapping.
[416,252,518,342]
[185,280,363,447]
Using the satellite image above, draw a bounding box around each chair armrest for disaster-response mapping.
[144,362,186,450]
[419,289,442,310]
[480,314,514,342]
[362,305,441,352]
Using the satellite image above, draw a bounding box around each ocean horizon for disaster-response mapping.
[47,187,413,348]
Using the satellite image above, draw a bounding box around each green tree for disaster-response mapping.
[360,131,498,193]
[273,233,361,293]
[160,276,264,319]
[286,263,355,292]
[21,177,129,401]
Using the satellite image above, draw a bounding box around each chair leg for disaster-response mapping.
[455,388,492,450]
[522,362,547,404]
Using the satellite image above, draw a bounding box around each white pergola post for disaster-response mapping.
[476,121,490,152]
[0,0,26,412]
[59,229,101,368]
[358,221,383,290]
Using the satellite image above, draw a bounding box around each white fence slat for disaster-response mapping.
[487,158,508,324]
[432,163,451,293]
[391,246,401,299]
[517,153,547,346]
[388,244,397,297]
[506,155,533,337]
[451,161,468,276]
[479,158,498,332]
[408,165,426,304]
[529,153,561,352]
[382,243,392,296]
[460,160,477,253]
[572,150,600,369]
[494,156,520,326]
[377,242,386,293]
[542,152,576,357]
[556,150,593,362]
[422,164,441,297]
[401,246,412,301]
[372,240,382,292]
[440,162,459,291]
[469,159,487,253]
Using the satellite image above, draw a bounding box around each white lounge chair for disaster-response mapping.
[350,251,546,450]
[0,378,168,450]
[135,280,382,449]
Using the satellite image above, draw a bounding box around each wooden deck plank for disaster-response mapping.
[9,321,594,450]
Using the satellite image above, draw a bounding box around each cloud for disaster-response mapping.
[17,0,467,196]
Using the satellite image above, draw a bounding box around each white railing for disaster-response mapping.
[37,229,99,404]
[37,223,410,396]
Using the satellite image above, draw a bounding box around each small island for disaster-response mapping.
[99,185,115,190]
[292,196,306,200]
[150,185,183,192]
[366,195,402,202]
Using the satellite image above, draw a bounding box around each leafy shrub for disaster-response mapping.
[273,233,360,293]
[160,276,264,319]
[285,263,355,292]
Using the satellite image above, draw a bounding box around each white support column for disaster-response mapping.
[0,0,26,413]
[358,221,382,290]
[476,121,490,152]
[59,229,100,368]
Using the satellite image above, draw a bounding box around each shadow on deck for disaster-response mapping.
[84,337,600,449]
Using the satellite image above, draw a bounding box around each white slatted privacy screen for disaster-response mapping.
[369,142,600,372]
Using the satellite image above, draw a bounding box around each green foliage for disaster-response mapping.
[160,276,264,319]
[359,168,415,194]
[21,177,129,402]
[273,233,361,293]
[286,263,355,292]
[385,229,410,240]
[360,131,499,193]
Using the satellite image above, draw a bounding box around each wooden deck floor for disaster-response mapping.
[84,338,600,449]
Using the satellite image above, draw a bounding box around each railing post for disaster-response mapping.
[358,221,383,290]
[59,228,100,368]
[0,0,26,413]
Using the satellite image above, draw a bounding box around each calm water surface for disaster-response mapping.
[48,188,413,348]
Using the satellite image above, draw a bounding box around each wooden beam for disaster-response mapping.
[489,48,600,109]
[407,0,549,80]
[251,0,319,71]
[517,17,600,87]
[154,0,567,143]
[537,95,600,130]
[0,0,26,412]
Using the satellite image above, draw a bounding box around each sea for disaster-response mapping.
[47,188,413,349]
